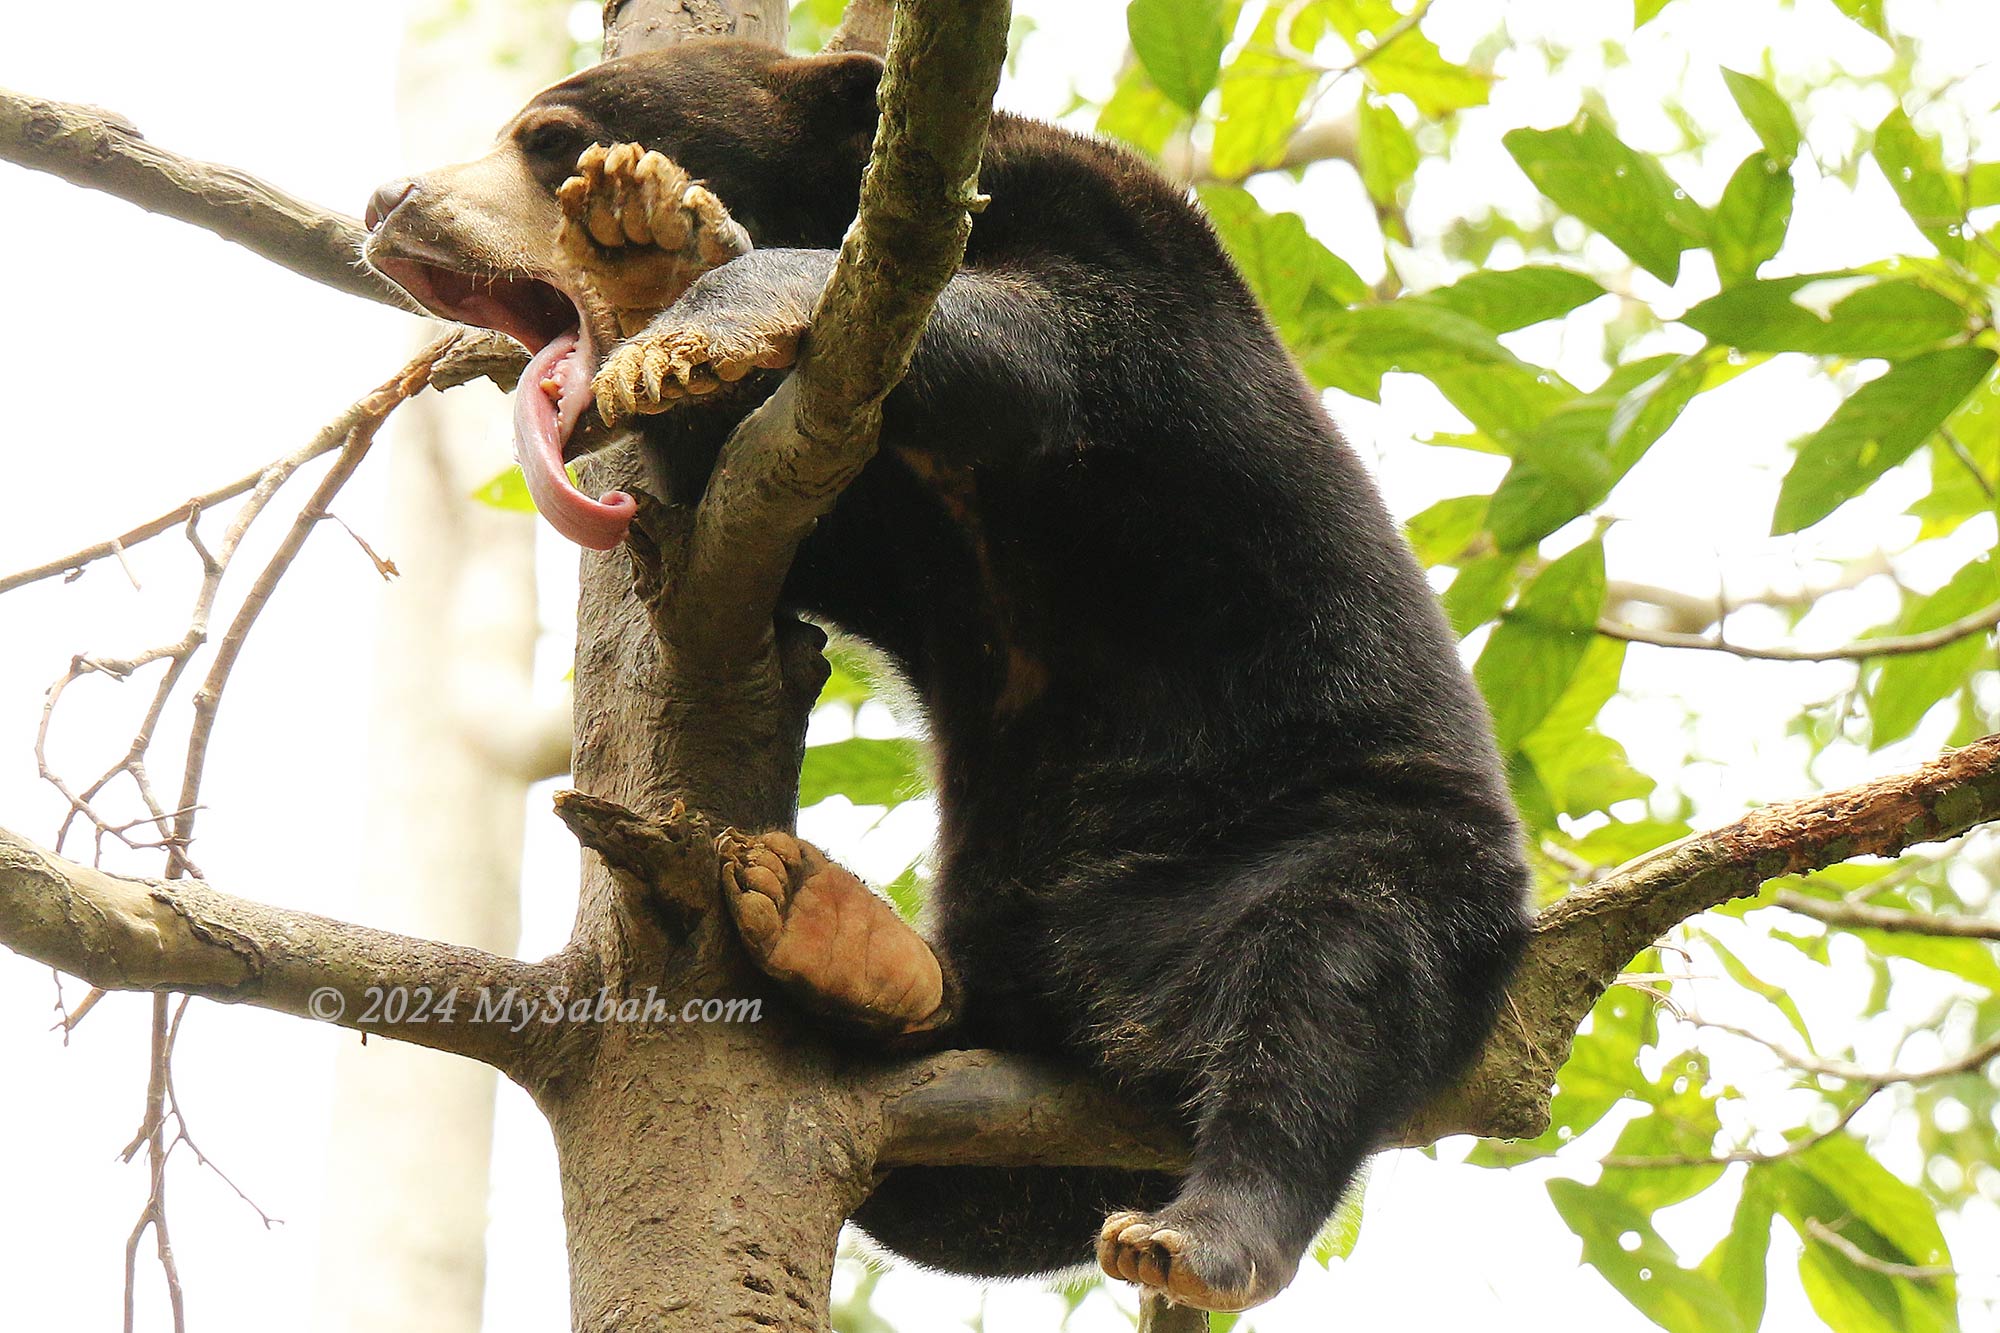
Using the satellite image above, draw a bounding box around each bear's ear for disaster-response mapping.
[770,50,884,128]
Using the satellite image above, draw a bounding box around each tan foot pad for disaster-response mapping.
[719,830,946,1036]
[1097,1211,1288,1314]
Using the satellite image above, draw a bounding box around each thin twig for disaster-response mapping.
[17,335,458,1327]
[121,993,185,1333]
[1601,1026,2000,1169]
[1598,595,2000,661]
[1803,1219,1958,1281]
[1,450,343,596]
[1775,889,2000,941]
[166,338,448,863]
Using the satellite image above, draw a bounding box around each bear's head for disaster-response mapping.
[361,39,881,546]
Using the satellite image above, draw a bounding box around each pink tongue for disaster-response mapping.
[513,331,635,550]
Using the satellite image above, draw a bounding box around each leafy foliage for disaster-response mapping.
[608,3,2000,1328]
[1056,2,2000,1328]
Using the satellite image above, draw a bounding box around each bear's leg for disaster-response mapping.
[1083,830,1516,1312]
[718,830,956,1038]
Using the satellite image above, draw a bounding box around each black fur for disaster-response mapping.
[540,41,1533,1288]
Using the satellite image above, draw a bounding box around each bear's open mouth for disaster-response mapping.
[369,255,636,551]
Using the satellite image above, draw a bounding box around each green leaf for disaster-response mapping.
[1549,1056,1743,1332]
[1356,94,1418,211]
[1721,69,1801,166]
[1484,356,1698,550]
[798,737,925,808]
[1682,273,1970,360]
[1771,346,1996,534]
[1443,554,1516,636]
[1127,0,1232,114]
[1609,352,1714,470]
[1867,555,2000,744]
[1504,113,1708,284]
[1634,0,1674,26]
[1404,493,1489,566]
[1695,1169,1777,1332]
[1705,934,1814,1043]
[1486,428,1616,552]
[1521,640,1652,818]
[1850,924,2000,991]
[1971,163,2000,209]
[1198,186,1370,337]
[881,864,924,923]
[1767,1141,1957,1333]
[471,464,539,512]
[1311,1167,1367,1263]
[1830,0,1889,38]
[1097,60,1188,157]
[1875,107,1967,262]
[1416,266,1607,334]
[1211,6,1322,180]
[1710,152,1794,285]
[1568,817,1690,866]
[816,649,878,707]
[1475,538,1606,750]
[1792,1137,1954,1270]
[1911,363,2000,543]
[1321,0,1490,117]
[1549,1176,1748,1333]
[1300,301,1570,435]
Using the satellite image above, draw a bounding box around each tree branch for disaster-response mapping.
[862,734,2000,1160]
[1773,889,2000,941]
[827,0,893,53]
[601,0,786,56]
[0,824,573,1073]
[676,0,1012,659]
[0,87,417,311]
[1430,731,2000,1141]
[876,1050,1189,1171]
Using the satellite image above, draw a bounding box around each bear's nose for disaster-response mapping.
[364,179,415,231]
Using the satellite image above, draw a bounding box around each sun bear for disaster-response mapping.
[363,38,1532,1313]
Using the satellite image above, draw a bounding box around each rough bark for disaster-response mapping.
[602,0,787,56]
[537,3,1012,1328]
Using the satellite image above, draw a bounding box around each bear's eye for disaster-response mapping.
[517,117,588,166]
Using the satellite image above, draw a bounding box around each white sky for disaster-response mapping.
[0,0,1996,1330]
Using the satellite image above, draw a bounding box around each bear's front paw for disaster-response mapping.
[592,311,801,423]
[718,830,948,1037]
[555,142,750,320]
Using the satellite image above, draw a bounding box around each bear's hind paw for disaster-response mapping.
[718,830,949,1038]
[1097,1211,1291,1314]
